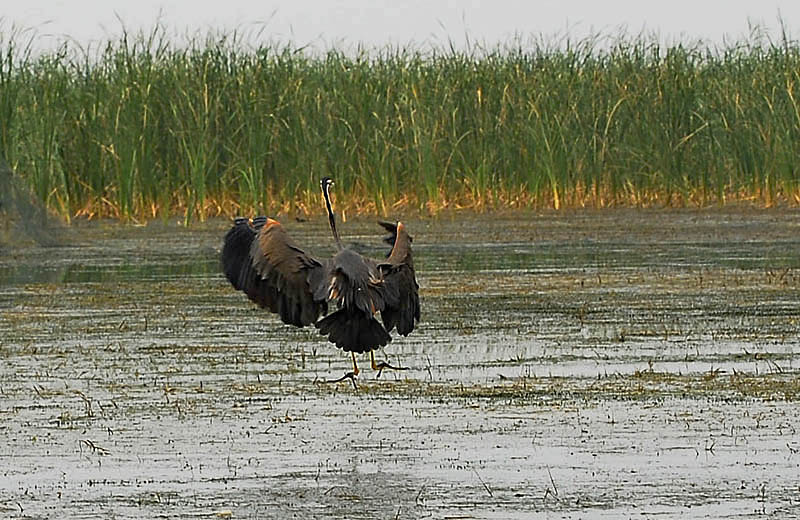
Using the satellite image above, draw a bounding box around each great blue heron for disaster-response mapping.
[221,177,420,387]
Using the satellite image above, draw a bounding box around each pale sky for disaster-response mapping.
[3,0,799,52]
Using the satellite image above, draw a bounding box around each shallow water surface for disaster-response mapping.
[1,210,799,519]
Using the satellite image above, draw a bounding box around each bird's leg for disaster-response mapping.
[370,350,408,378]
[325,352,359,389]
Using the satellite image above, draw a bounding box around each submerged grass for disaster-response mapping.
[2,25,800,221]
[355,370,800,402]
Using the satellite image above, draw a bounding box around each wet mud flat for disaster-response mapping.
[1,209,799,519]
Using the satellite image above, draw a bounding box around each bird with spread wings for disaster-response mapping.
[221,177,420,387]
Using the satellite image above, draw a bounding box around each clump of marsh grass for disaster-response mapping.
[1,23,800,221]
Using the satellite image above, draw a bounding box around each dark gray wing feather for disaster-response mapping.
[222,217,327,327]
[377,221,420,335]
[221,218,260,295]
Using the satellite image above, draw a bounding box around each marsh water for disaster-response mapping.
[1,210,799,519]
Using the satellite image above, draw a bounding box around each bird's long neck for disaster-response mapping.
[323,184,343,250]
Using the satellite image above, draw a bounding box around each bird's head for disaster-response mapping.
[320,177,334,196]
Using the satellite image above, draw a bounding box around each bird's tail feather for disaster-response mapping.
[316,309,390,353]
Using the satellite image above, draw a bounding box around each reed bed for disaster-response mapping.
[1,26,799,221]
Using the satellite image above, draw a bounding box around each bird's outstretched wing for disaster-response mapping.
[377,221,420,335]
[222,217,327,327]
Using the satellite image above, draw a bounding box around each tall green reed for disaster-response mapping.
[1,25,799,221]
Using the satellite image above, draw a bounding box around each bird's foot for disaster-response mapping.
[371,359,409,379]
[325,371,359,389]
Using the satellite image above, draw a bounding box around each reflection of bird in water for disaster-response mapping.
[221,177,420,387]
